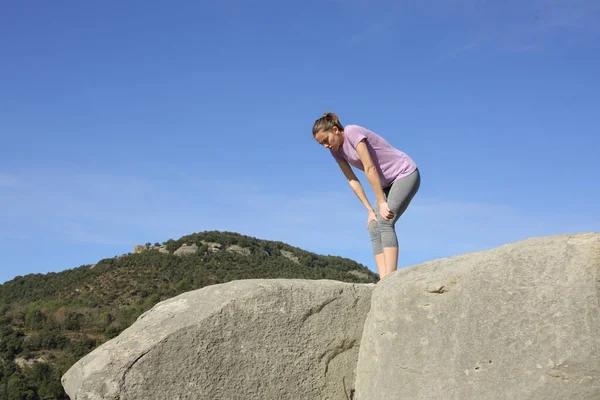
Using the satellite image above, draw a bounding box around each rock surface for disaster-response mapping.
[200,240,223,253]
[62,279,374,400]
[354,232,600,400]
[173,243,198,256]
[226,244,251,256]
[281,250,300,264]
[134,244,169,254]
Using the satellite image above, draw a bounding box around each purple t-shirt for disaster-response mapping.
[330,124,417,188]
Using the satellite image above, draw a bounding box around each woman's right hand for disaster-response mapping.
[367,209,378,229]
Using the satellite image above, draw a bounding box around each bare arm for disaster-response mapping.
[336,159,374,213]
[354,139,387,205]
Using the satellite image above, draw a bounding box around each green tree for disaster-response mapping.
[6,373,36,400]
[24,309,44,331]
[65,312,84,331]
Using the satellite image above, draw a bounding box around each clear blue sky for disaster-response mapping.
[1,1,599,284]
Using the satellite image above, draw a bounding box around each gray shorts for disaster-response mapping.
[368,168,421,254]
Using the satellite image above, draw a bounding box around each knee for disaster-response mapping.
[368,220,380,237]
[377,215,395,230]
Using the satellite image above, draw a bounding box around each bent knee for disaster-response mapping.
[376,216,396,228]
[368,220,380,235]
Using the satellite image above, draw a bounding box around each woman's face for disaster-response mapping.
[315,127,343,151]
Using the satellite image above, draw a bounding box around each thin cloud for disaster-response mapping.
[394,197,598,257]
[442,36,488,60]
[0,168,365,250]
[1,168,596,273]
[445,0,600,57]
[536,0,600,30]
[58,221,131,246]
[331,0,600,55]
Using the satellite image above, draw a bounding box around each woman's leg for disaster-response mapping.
[368,220,387,278]
[377,168,421,277]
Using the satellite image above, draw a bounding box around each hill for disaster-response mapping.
[0,230,378,400]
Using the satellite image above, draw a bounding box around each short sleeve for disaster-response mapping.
[346,125,368,149]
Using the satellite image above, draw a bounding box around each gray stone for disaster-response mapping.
[200,240,223,253]
[354,232,600,400]
[157,246,168,254]
[62,279,374,400]
[349,270,371,280]
[226,244,251,256]
[281,250,300,264]
[133,244,168,254]
[173,243,198,256]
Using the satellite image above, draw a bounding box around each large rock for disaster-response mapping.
[281,250,300,264]
[173,243,198,256]
[200,240,223,253]
[226,244,251,256]
[62,279,374,400]
[355,232,600,399]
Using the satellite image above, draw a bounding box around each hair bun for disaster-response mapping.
[323,111,337,120]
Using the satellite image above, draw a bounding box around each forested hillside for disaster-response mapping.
[0,231,377,399]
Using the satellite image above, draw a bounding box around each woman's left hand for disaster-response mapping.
[378,202,394,221]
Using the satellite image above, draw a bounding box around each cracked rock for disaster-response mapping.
[62,279,374,400]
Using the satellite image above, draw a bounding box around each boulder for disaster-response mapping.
[133,244,168,254]
[281,250,300,264]
[62,279,374,400]
[226,244,251,256]
[173,243,198,256]
[349,270,371,280]
[355,232,600,399]
[158,247,168,254]
[200,240,223,253]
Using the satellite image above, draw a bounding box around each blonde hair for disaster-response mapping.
[312,111,344,137]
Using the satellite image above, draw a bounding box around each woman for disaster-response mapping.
[313,111,420,280]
